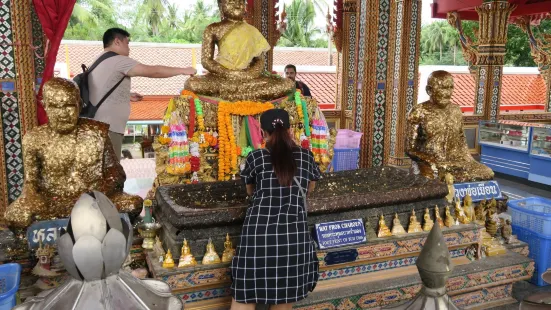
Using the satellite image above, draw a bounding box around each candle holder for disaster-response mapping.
[138,222,162,250]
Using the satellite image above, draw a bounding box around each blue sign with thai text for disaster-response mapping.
[453,180,502,202]
[315,219,366,250]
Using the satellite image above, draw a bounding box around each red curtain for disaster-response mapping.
[33,0,77,125]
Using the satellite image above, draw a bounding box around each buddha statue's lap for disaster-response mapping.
[184,0,294,101]
[3,78,141,228]
[407,71,494,183]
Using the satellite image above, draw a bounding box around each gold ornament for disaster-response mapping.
[162,249,175,269]
[178,239,197,268]
[444,173,455,203]
[407,210,423,233]
[463,195,475,222]
[435,206,444,228]
[406,71,494,183]
[444,206,455,228]
[486,210,498,237]
[183,0,293,101]
[222,234,236,263]
[202,238,221,265]
[377,215,392,238]
[455,200,470,224]
[475,200,487,225]
[391,213,407,236]
[4,77,142,228]
[423,208,434,232]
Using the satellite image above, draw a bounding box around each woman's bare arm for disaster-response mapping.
[246,184,255,196]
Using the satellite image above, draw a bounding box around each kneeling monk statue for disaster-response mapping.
[4,78,142,228]
[184,0,294,101]
[406,71,494,183]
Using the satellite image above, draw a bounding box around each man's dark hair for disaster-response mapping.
[284,64,297,72]
[103,28,131,48]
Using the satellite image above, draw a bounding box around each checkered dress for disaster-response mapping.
[231,147,321,304]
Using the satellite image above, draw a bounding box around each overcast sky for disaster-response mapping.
[172,0,437,28]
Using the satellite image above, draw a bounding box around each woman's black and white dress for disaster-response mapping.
[231,147,321,304]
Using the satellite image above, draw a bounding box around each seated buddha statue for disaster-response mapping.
[4,78,142,228]
[184,0,294,101]
[406,71,494,183]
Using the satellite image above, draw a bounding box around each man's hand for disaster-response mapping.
[182,67,197,76]
[130,92,143,102]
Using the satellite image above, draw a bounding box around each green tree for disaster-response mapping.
[137,0,168,37]
[421,21,449,62]
[65,0,119,40]
[279,0,323,47]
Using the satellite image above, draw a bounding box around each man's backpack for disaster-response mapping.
[74,51,125,118]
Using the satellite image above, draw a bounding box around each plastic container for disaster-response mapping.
[334,130,363,149]
[508,197,551,235]
[0,263,21,309]
[329,148,360,172]
[512,224,551,286]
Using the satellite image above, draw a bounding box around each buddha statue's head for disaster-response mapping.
[218,0,245,21]
[43,77,80,134]
[426,70,454,108]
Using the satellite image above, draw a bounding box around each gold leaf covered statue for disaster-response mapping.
[202,238,221,265]
[408,210,423,233]
[444,206,455,228]
[406,71,494,183]
[486,210,498,237]
[423,208,434,232]
[184,0,294,101]
[435,206,444,228]
[391,213,407,236]
[178,239,197,268]
[222,233,236,263]
[378,215,392,238]
[162,249,175,269]
[4,78,142,227]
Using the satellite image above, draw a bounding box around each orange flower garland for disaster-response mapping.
[217,101,274,180]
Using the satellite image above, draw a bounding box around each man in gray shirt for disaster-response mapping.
[89,28,196,159]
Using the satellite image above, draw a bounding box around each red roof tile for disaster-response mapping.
[129,96,172,121]
[451,73,547,108]
[296,73,337,107]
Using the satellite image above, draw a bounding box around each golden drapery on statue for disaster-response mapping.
[216,22,271,71]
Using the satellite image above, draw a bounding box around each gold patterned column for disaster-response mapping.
[12,0,37,134]
[252,0,277,72]
[474,1,515,121]
[337,0,358,129]
[385,0,422,167]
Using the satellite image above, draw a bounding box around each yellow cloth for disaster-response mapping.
[216,22,271,70]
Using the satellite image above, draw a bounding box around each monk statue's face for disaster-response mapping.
[219,0,245,20]
[43,78,80,134]
[426,71,454,108]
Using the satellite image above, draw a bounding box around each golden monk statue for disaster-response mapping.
[377,215,392,238]
[391,213,406,236]
[184,0,294,101]
[406,71,494,183]
[4,78,142,228]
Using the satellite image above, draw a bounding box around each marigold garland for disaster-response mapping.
[194,98,205,131]
[217,100,274,180]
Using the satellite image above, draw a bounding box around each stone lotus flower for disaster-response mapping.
[15,191,182,310]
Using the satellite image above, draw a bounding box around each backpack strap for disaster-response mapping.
[87,51,123,110]
[86,51,119,73]
[95,76,125,110]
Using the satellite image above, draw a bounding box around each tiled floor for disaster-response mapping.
[489,173,551,309]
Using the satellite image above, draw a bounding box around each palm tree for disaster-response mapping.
[165,3,179,30]
[137,0,168,37]
[281,0,321,47]
[421,21,448,62]
[71,0,116,27]
[444,26,460,65]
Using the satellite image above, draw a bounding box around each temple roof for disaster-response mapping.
[431,0,551,21]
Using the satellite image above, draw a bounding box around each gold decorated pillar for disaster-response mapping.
[449,1,515,121]
[515,16,551,112]
[252,0,280,72]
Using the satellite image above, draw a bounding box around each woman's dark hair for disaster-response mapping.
[266,124,297,187]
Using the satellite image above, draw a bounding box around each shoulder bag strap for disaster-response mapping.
[95,76,125,109]
[87,51,118,73]
[294,176,308,216]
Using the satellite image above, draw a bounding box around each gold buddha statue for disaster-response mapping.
[463,195,475,222]
[423,208,434,232]
[222,233,236,263]
[184,0,294,101]
[406,71,494,183]
[444,173,455,203]
[178,239,197,268]
[408,210,423,233]
[162,249,175,269]
[444,206,455,228]
[202,238,221,265]
[486,210,498,236]
[434,206,444,228]
[391,213,406,236]
[4,78,142,228]
[377,215,392,238]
